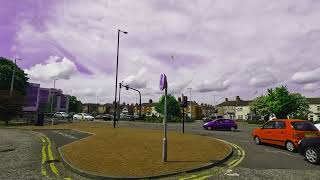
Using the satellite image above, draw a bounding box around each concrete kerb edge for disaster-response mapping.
[57,137,234,180]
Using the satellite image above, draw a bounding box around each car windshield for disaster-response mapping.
[291,121,318,131]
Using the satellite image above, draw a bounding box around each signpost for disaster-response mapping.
[160,73,168,162]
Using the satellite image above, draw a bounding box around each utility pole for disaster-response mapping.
[118,82,123,120]
[10,58,22,96]
[187,88,192,120]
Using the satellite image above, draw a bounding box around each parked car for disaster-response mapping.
[203,118,237,131]
[102,114,114,121]
[54,112,69,118]
[298,137,320,164]
[73,113,94,121]
[252,119,320,152]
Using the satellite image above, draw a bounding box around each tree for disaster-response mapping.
[250,86,309,119]
[0,57,29,124]
[0,57,29,95]
[155,94,181,118]
[69,96,82,113]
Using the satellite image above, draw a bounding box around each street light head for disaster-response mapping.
[122,31,128,34]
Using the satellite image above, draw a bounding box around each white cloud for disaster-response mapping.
[123,68,148,89]
[249,73,277,87]
[303,83,320,91]
[291,68,320,84]
[195,79,230,93]
[25,56,78,82]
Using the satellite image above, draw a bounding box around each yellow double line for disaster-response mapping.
[179,140,245,180]
[40,135,72,180]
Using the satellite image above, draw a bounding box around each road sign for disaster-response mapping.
[159,73,167,91]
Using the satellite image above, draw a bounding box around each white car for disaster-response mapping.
[314,123,320,131]
[73,113,94,121]
[54,112,69,118]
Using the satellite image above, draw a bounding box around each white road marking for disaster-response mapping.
[224,169,240,177]
[53,131,78,140]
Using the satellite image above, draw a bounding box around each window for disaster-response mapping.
[317,106,320,112]
[263,121,275,129]
[291,121,318,131]
[237,107,243,111]
[275,121,286,129]
[238,115,243,119]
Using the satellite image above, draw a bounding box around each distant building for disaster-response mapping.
[22,83,70,113]
[182,101,203,120]
[307,98,320,122]
[200,103,216,118]
[134,99,159,117]
[217,96,252,120]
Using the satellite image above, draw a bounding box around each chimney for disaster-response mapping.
[225,98,228,102]
[236,96,241,101]
[149,99,153,103]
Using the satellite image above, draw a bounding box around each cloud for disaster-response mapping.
[123,68,148,89]
[303,83,320,91]
[195,79,230,93]
[25,56,78,82]
[291,68,320,84]
[249,72,277,87]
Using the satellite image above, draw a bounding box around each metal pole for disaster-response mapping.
[9,59,16,96]
[118,82,122,120]
[162,87,168,162]
[183,106,185,133]
[54,79,56,89]
[139,91,142,119]
[188,88,192,120]
[113,30,120,128]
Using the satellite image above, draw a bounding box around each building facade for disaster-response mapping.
[307,98,320,122]
[217,96,252,120]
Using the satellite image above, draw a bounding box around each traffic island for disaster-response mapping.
[25,122,232,178]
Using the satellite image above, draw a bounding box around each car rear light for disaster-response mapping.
[293,132,304,139]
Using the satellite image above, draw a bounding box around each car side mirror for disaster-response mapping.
[260,126,264,129]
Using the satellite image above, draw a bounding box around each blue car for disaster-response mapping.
[203,118,237,131]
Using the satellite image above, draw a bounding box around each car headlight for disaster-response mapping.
[204,123,208,126]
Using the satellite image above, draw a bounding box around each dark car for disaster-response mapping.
[203,118,237,131]
[299,137,320,164]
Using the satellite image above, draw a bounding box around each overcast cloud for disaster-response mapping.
[1,0,320,104]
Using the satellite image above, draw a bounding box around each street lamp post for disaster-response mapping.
[10,58,22,96]
[113,29,127,128]
[187,88,192,120]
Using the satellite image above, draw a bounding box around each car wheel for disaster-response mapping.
[285,141,295,152]
[305,147,320,164]
[207,126,213,130]
[230,127,236,131]
[254,136,261,145]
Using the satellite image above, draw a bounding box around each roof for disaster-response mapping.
[307,98,320,104]
[217,100,252,107]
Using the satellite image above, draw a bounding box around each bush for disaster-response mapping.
[144,116,162,123]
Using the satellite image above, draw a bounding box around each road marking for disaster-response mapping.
[40,137,48,177]
[179,140,246,180]
[53,131,78,140]
[44,136,60,176]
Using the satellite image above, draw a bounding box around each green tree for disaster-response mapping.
[0,57,29,95]
[250,96,270,117]
[155,94,181,119]
[69,96,82,113]
[0,57,29,124]
[250,86,309,119]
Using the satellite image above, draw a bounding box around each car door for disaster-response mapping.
[271,121,287,146]
[260,121,276,144]
[216,119,224,129]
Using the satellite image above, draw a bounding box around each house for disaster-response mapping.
[307,98,320,122]
[200,103,216,118]
[134,99,159,117]
[181,101,203,120]
[217,96,252,120]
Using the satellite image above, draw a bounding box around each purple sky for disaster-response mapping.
[1,0,320,104]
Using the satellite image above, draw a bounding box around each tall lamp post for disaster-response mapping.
[187,88,192,120]
[10,58,22,96]
[113,29,128,128]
